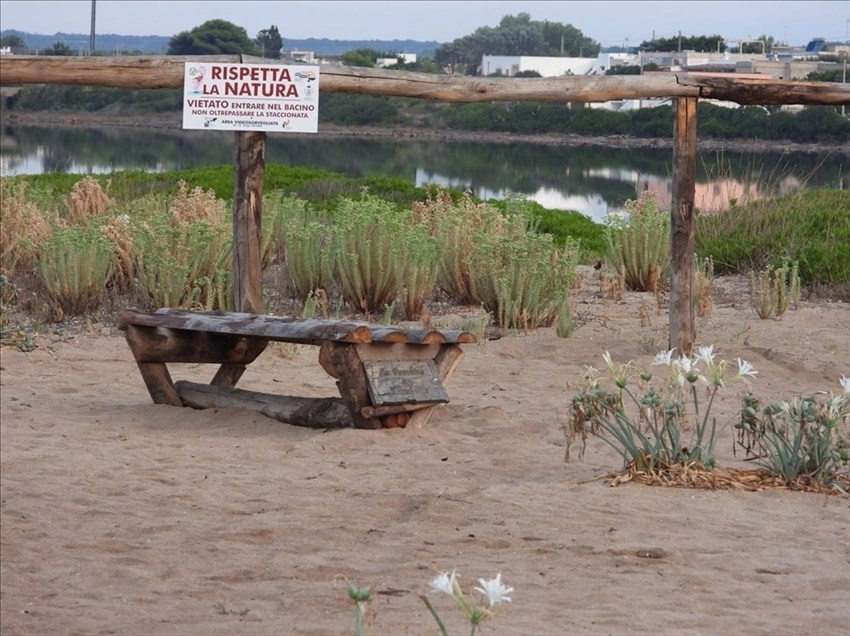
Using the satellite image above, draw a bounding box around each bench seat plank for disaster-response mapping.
[118,308,476,346]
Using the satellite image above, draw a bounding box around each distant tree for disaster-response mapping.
[167,19,259,55]
[514,70,543,77]
[435,13,599,75]
[639,34,724,53]
[255,25,282,59]
[540,21,600,57]
[0,34,27,53]
[340,48,382,67]
[739,34,774,54]
[807,69,843,82]
[43,41,74,56]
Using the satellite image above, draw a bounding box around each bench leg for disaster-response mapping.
[136,362,183,406]
[322,343,381,429]
[211,363,248,388]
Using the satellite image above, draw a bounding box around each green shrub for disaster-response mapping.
[37,225,114,317]
[749,260,801,319]
[476,226,578,330]
[134,197,233,310]
[696,189,850,293]
[284,217,335,301]
[736,385,850,486]
[605,190,670,292]
[331,193,436,316]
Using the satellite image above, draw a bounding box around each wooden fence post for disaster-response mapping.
[232,130,265,314]
[669,97,698,355]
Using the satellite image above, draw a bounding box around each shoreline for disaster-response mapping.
[3,110,848,155]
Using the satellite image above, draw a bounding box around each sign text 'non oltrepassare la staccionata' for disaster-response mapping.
[182,63,319,133]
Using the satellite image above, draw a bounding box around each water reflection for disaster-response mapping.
[1,124,845,223]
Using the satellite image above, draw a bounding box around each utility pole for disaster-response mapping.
[89,0,96,56]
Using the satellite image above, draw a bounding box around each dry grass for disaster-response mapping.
[101,214,135,291]
[170,180,226,226]
[65,176,112,224]
[0,180,54,277]
[614,462,850,496]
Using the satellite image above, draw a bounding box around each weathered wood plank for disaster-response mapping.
[233,130,265,314]
[669,97,698,356]
[406,345,465,428]
[118,309,476,347]
[119,309,374,344]
[363,360,450,406]
[2,56,847,105]
[175,381,353,429]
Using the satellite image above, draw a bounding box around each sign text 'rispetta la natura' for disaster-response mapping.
[182,63,319,133]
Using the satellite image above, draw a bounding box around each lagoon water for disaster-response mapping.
[1,124,846,223]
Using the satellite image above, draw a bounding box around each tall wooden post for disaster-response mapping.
[232,130,265,314]
[669,97,698,355]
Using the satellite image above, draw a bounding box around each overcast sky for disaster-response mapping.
[1,0,848,48]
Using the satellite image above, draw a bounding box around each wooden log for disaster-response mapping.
[119,309,374,345]
[361,402,439,419]
[355,343,442,362]
[174,381,353,429]
[382,413,410,428]
[121,323,268,364]
[2,56,848,105]
[322,343,382,429]
[669,97,698,356]
[136,362,182,406]
[233,130,265,314]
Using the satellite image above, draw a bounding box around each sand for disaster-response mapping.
[1,274,849,635]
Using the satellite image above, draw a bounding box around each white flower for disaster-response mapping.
[676,354,695,375]
[474,573,513,607]
[840,375,850,395]
[736,358,758,380]
[429,569,458,597]
[602,351,616,375]
[829,395,845,417]
[652,349,676,366]
[695,345,716,367]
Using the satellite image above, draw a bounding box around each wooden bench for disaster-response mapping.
[117,308,476,429]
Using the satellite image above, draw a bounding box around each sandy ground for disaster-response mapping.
[1,274,849,635]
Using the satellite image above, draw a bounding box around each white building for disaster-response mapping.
[481,53,642,77]
[376,53,417,68]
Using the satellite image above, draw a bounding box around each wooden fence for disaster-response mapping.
[2,54,848,353]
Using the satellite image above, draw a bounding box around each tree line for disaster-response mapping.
[5,84,848,144]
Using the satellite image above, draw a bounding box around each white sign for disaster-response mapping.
[182,62,319,133]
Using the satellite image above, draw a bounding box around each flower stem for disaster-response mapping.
[354,603,363,636]
[420,595,450,636]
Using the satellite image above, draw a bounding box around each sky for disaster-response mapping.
[1,0,848,48]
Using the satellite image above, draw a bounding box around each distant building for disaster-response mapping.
[376,53,417,68]
[289,50,317,64]
[0,47,12,56]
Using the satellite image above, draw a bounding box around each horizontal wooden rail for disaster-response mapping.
[0,55,847,105]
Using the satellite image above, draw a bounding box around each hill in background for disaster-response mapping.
[0,29,441,57]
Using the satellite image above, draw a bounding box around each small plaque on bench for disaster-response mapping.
[363,360,450,406]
